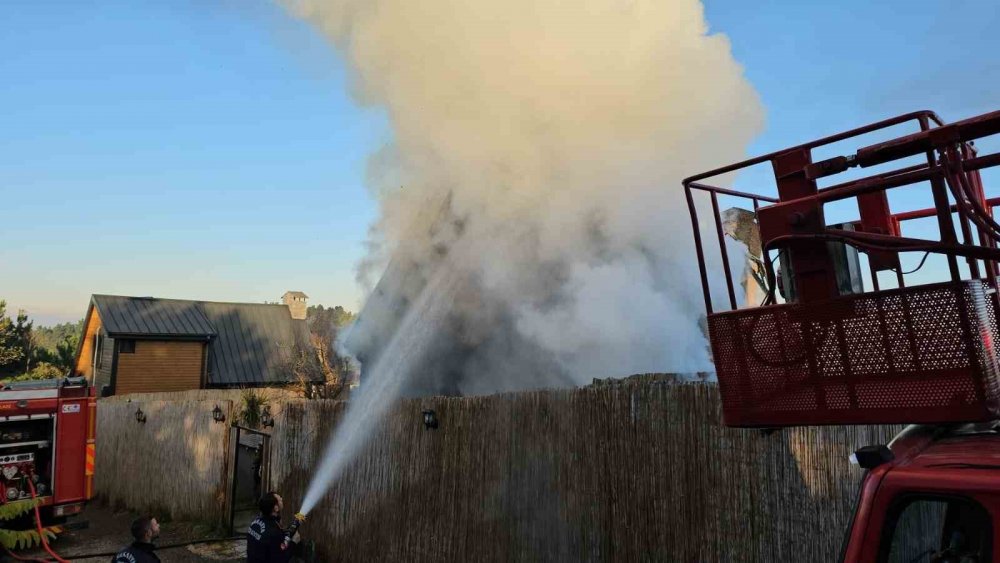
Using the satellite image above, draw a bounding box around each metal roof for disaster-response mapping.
[92,295,216,338]
[90,295,321,386]
[200,301,317,386]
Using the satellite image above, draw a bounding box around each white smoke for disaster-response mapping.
[283,0,764,391]
[283,0,764,510]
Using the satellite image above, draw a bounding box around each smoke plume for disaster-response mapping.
[282,0,763,393]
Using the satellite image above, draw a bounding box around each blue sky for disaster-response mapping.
[703,0,1000,298]
[2,0,998,324]
[2,1,389,323]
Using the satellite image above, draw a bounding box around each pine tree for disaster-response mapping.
[13,311,35,374]
[0,302,24,375]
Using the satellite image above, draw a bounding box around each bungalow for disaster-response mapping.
[74,291,322,396]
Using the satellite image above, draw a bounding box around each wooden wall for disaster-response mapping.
[115,340,205,395]
[74,308,102,379]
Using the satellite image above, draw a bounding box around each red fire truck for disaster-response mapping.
[686,109,1000,561]
[0,376,96,522]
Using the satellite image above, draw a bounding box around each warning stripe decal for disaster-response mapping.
[85,443,95,476]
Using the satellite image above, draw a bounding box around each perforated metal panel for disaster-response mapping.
[708,280,1000,426]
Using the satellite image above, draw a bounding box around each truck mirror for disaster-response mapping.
[849,445,894,469]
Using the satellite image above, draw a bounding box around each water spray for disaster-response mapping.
[297,268,461,516]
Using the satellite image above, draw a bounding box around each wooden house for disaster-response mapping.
[74,293,322,396]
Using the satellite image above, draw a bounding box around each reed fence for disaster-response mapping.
[94,399,235,526]
[93,383,898,561]
[268,383,897,562]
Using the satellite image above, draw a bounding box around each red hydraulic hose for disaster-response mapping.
[25,480,67,563]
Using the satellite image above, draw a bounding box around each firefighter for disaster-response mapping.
[111,515,161,563]
[247,491,301,563]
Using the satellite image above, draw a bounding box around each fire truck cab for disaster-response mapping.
[0,377,96,521]
[684,109,1000,562]
[842,424,1000,562]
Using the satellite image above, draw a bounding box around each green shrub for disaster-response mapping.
[1,362,65,384]
[238,388,269,429]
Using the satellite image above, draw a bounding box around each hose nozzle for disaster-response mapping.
[280,513,306,551]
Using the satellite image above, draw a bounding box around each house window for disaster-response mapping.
[879,495,992,563]
[119,339,136,354]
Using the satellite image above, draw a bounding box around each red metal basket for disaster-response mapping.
[709,280,1000,426]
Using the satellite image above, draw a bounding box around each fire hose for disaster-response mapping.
[26,478,68,563]
[0,493,306,561]
[2,473,245,562]
[31,535,246,560]
[2,536,247,561]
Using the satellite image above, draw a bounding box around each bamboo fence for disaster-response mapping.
[268,383,898,562]
[94,383,899,561]
[94,399,234,525]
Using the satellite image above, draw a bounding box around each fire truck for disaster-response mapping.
[685,109,1000,562]
[0,376,96,522]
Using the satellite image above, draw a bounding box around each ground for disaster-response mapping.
[2,503,245,562]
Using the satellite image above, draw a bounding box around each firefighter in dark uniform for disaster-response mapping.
[247,492,301,563]
[111,515,161,563]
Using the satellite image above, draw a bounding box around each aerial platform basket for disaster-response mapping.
[709,280,1000,426]
[684,109,1000,427]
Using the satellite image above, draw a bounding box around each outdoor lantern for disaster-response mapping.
[212,404,226,423]
[260,406,275,428]
[422,409,438,430]
[134,407,146,424]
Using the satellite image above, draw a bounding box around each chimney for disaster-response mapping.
[282,291,308,320]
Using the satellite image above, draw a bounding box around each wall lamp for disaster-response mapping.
[212,404,226,424]
[260,406,275,428]
[134,407,147,424]
[422,409,438,430]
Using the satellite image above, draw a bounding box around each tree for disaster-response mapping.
[0,303,81,380]
[0,302,24,377]
[4,363,64,383]
[305,304,358,395]
[31,320,81,373]
[32,320,82,352]
[13,311,35,374]
[306,305,355,353]
[53,338,78,371]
